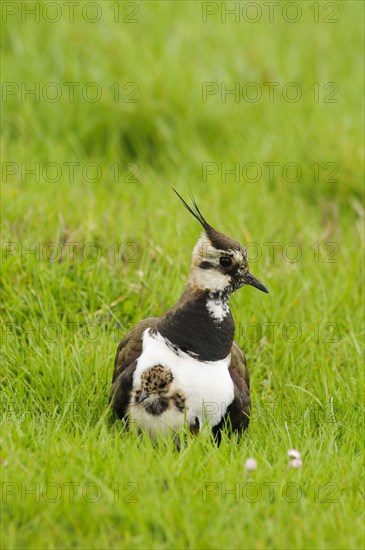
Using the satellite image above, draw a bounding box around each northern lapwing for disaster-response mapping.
[110,190,268,441]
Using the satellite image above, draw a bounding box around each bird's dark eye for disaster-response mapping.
[158,382,166,389]
[219,256,232,267]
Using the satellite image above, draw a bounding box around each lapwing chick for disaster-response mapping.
[132,365,185,418]
[110,190,268,441]
[124,366,186,437]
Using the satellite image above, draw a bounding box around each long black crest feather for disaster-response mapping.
[173,188,210,229]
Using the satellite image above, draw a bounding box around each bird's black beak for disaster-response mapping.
[138,392,149,403]
[242,272,269,294]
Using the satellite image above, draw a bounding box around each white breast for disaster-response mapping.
[132,329,234,432]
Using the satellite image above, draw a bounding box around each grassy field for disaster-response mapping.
[1,1,364,549]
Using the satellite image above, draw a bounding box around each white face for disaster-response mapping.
[189,233,247,293]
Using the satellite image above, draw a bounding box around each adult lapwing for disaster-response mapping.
[110,191,268,441]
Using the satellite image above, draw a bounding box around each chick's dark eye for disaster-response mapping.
[219,256,232,267]
[158,382,166,389]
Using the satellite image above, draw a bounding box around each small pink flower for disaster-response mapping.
[290,458,303,468]
[287,449,301,459]
[245,457,257,472]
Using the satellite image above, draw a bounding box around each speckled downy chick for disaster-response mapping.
[133,365,185,417]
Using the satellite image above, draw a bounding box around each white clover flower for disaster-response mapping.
[287,449,301,460]
[245,457,257,472]
[290,458,303,468]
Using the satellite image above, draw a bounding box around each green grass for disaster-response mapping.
[1,1,364,549]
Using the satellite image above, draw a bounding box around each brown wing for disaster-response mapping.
[112,317,159,383]
[229,341,249,390]
[221,341,251,435]
[110,317,158,419]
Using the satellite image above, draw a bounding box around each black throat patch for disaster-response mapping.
[157,289,234,361]
[144,397,169,416]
